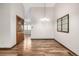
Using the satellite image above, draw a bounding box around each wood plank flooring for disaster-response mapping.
[0,36,76,56]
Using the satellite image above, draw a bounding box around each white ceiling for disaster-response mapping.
[23,3,55,13]
[23,3,55,24]
[23,3,55,8]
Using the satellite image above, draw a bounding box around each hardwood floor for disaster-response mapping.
[0,36,76,56]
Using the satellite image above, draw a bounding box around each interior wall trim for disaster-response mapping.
[31,38,54,40]
[0,40,23,50]
[53,38,78,56]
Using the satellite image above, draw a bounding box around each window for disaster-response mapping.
[24,25,31,30]
[57,14,69,33]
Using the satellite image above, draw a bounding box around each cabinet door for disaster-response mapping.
[16,15,24,44]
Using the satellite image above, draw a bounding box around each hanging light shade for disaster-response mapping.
[40,3,50,22]
[40,17,50,22]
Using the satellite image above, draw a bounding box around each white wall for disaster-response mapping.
[0,3,24,48]
[31,7,54,39]
[10,3,24,48]
[0,4,11,48]
[54,3,79,55]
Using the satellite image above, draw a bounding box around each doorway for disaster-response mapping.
[16,15,24,44]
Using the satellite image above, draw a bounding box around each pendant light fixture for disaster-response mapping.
[40,3,50,22]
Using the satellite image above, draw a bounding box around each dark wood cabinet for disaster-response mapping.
[17,32,24,44]
[16,15,24,44]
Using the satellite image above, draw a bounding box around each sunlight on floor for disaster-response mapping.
[23,35,32,52]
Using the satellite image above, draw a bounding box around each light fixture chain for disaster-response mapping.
[44,3,46,17]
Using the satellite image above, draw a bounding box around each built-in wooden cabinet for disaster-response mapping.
[16,15,24,44]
